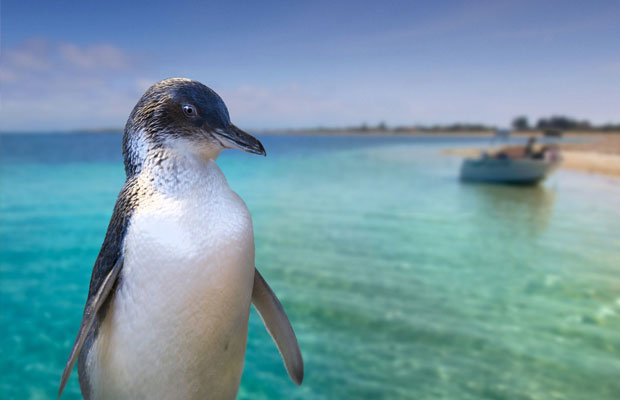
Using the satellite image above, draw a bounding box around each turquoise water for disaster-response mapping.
[1,133,619,399]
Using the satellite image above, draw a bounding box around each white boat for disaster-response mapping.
[460,156,560,184]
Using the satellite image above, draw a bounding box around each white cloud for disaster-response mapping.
[0,39,153,131]
[0,39,366,131]
[0,39,395,131]
[218,83,410,130]
[58,43,130,70]
[221,84,341,125]
[0,38,52,86]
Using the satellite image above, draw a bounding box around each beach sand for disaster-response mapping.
[443,132,620,178]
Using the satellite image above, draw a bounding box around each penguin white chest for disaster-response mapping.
[88,162,256,400]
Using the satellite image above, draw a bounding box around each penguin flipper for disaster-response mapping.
[58,256,123,398]
[252,268,304,385]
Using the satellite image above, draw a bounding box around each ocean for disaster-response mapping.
[1,133,619,399]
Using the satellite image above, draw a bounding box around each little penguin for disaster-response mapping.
[59,78,303,399]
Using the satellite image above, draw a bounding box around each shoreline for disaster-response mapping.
[441,132,620,178]
[2,129,619,138]
[3,129,620,177]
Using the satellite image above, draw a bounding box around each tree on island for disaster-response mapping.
[536,115,591,130]
[512,116,529,131]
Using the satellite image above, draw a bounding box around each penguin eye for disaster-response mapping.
[182,104,196,118]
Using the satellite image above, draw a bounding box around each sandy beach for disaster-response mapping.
[442,132,620,178]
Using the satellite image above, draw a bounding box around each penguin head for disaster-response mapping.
[123,78,265,175]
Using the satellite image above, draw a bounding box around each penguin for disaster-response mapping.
[58,78,303,399]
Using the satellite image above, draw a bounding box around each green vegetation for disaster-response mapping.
[283,116,620,134]
[512,115,620,132]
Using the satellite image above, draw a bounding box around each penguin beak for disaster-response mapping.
[213,124,266,156]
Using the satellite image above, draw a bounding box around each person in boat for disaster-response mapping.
[535,143,560,161]
[524,136,536,158]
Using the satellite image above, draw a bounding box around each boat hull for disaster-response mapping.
[460,158,560,184]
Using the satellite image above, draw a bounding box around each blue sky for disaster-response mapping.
[1,0,619,131]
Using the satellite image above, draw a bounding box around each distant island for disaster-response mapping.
[4,114,618,136]
[263,115,620,135]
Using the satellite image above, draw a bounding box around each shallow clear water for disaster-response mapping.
[1,133,619,399]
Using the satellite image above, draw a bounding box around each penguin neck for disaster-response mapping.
[124,127,224,178]
[141,146,228,197]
